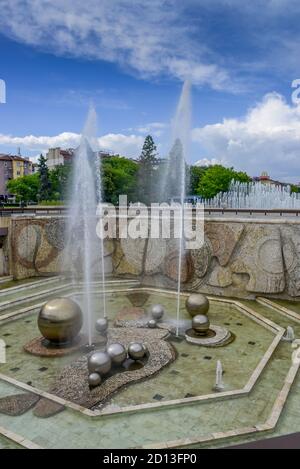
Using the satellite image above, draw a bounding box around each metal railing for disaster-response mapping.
[0,206,66,216]
[0,206,300,217]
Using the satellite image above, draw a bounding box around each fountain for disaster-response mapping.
[283,326,295,342]
[213,360,225,392]
[203,180,300,209]
[185,293,233,346]
[63,106,104,346]
[162,80,191,335]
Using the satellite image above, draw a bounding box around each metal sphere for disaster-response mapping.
[88,372,102,387]
[148,319,157,329]
[142,344,149,356]
[107,343,127,365]
[95,317,108,334]
[185,294,209,317]
[128,342,146,361]
[88,351,112,375]
[38,297,83,344]
[192,314,210,335]
[149,304,165,320]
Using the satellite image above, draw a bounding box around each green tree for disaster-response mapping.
[102,156,138,205]
[49,164,72,201]
[189,165,207,194]
[137,135,158,204]
[37,154,52,201]
[291,184,300,194]
[197,165,251,199]
[7,173,40,203]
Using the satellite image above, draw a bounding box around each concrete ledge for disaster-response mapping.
[0,424,42,449]
[257,297,300,323]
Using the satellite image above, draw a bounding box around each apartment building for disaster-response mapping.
[46,147,113,169]
[0,154,33,199]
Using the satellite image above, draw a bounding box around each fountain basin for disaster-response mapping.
[0,285,282,415]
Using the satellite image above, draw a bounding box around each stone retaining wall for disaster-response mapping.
[8,216,300,300]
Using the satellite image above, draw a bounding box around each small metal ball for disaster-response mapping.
[95,317,108,334]
[88,351,112,375]
[192,314,210,335]
[128,342,146,361]
[142,344,149,356]
[185,294,209,317]
[88,372,102,387]
[148,319,157,329]
[149,304,165,320]
[107,343,127,365]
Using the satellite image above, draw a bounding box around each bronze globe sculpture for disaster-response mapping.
[192,314,210,335]
[38,297,83,345]
[185,293,209,317]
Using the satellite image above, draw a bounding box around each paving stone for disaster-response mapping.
[0,393,40,416]
[33,398,65,418]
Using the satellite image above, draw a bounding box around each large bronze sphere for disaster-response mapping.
[185,294,209,317]
[38,297,83,344]
[88,351,112,375]
[107,343,127,365]
[88,372,102,387]
[128,342,146,361]
[95,318,108,334]
[149,304,165,321]
[192,314,210,335]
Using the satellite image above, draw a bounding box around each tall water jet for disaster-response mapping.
[64,107,105,345]
[169,80,191,336]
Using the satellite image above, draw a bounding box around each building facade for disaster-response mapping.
[46,148,74,169]
[46,147,113,169]
[0,155,33,199]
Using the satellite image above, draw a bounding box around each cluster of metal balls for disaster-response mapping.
[88,316,148,387]
[185,293,210,335]
[147,304,165,328]
[88,342,148,387]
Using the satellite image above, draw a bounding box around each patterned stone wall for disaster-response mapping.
[9,216,300,300]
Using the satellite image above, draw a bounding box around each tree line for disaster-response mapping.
[7,135,253,204]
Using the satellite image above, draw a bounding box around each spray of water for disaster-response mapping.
[203,180,300,209]
[64,106,106,345]
[170,81,192,335]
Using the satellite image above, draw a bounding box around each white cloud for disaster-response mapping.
[194,158,223,167]
[192,92,300,180]
[0,0,230,89]
[0,131,144,158]
[98,133,144,157]
[128,122,168,137]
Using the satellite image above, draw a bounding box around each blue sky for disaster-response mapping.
[0,0,300,181]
